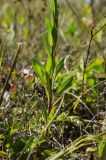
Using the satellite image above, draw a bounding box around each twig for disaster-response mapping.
[13,1,18,38]
[28,0,32,40]
[90,0,95,24]
[84,25,95,68]
[83,23,106,91]
[0,43,23,106]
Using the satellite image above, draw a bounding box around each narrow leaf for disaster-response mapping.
[86,58,104,72]
[98,139,106,160]
[56,74,73,96]
[45,17,53,47]
[55,57,65,76]
[32,58,45,78]
[46,55,53,76]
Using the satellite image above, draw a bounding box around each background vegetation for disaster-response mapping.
[0,0,106,159]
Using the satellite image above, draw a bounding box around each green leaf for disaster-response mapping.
[73,98,80,110]
[51,0,58,53]
[56,74,73,96]
[48,106,55,123]
[55,112,67,121]
[28,136,46,150]
[45,71,51,101]
[10,122,21,136]
[43,33,51,55]
[45,17,53,47]
[46,55,53,76]
[18,14,25,25]
[47,134,102,160]
[55,57,65,76]
[32,58,46,80]
[98,139,106,160]
[51,0,55,13]
[40,105,48,123]
[65,116,84,125]
[86,147,97,152]
[32,59,51,104]
[42,149,56,157]
[56,113,83,126]
[67,18,76,37]
[86,58,104,72]
[88,78,95,87]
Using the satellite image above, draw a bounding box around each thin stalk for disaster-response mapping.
[0,44,22,106]
[83,23,106,92]
[90,0,95,24]
[48,0,58,114]
[13,1,18,39]
[28,0,32,40]
[48,47,54,114]
[48,85,52,114]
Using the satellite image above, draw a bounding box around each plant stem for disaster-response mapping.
[83,23,106,92]
[48,84,52,114]
[0,43,22,106]
[90,0,95,24]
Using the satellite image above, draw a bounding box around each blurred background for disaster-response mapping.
[0,0,105,69]
[0,1,106,159]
